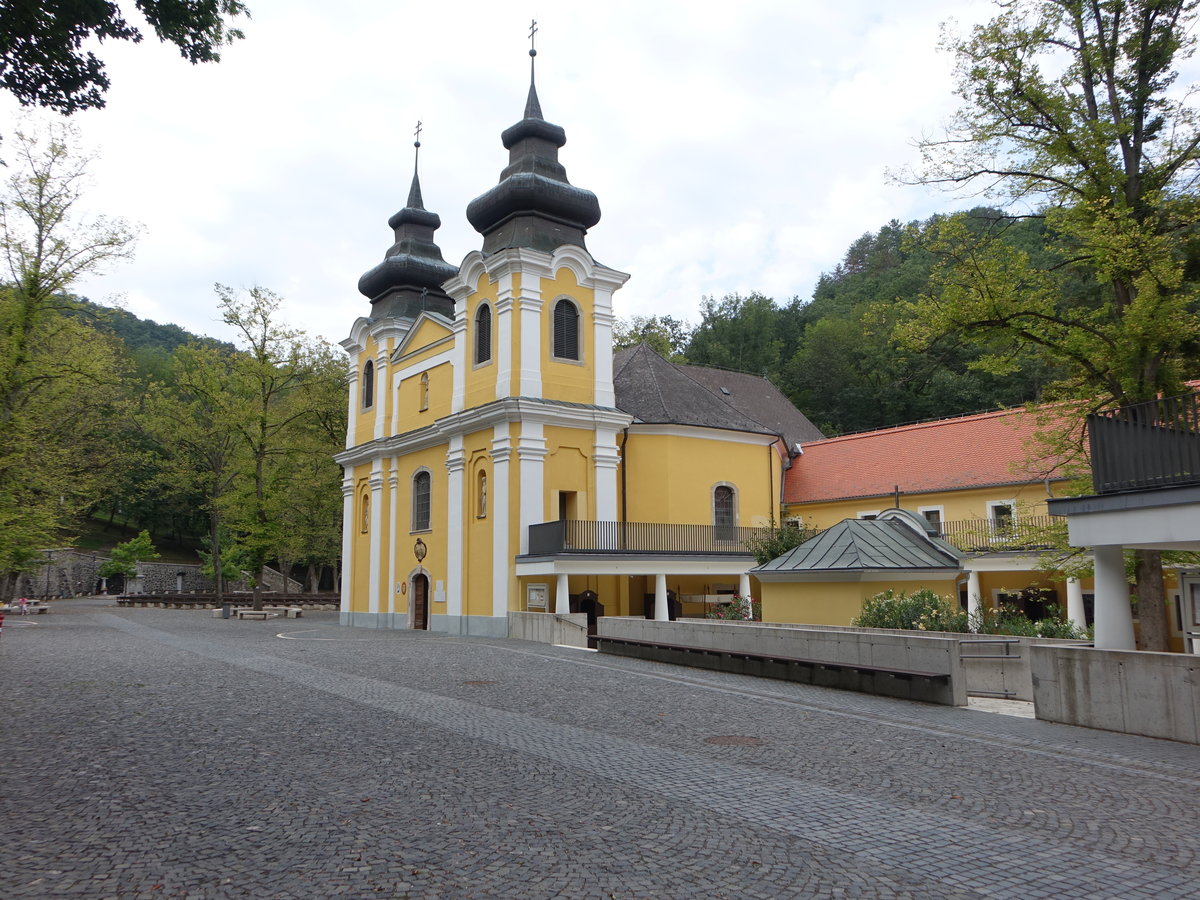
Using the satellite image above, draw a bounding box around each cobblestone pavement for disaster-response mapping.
[2,598,1199,899]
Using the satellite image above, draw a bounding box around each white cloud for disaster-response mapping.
[6,0,1173,344]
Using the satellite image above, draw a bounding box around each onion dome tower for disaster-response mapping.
[358,128,458,319]
[466,42,601,254]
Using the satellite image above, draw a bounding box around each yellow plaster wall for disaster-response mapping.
[464,271,499,411]
[349,464,373,612]
[463,435,494,617]
[761,577,961,626]
[545,426,594,521]
[621,432,778,525]
[352,335,385,448]
[396,360,452,435]
[540,267,596,405]
[391,445,448,610]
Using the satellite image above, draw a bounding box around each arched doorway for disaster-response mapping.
[412,573,429,630]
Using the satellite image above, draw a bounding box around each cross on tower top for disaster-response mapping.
[529,19,538,56]
[413,120,422,148]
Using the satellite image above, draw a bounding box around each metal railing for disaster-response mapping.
[526,519,769,556]
[1088,391,1200,494]
[937,516,1064,552]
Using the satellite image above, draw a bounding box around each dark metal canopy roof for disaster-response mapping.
[358,143,458,320]
[466,53,600,255]
[753,509,963,574]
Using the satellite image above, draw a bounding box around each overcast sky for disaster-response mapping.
[5,1,1026,346]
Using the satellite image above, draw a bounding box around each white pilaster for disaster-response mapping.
[495,273,515,398]
[517,424,547,554]
[492,425,512,619]
[654,573,669,621]
[339,473,355,613]
[451,298,468,413]
[556,572,570,615]
[593,427,620,522]
[1093,545,1136,650]
[967,570,982,626]
[368,465,384,615]
[344,360,359,450]
[1066,577,1086,630]
[373,344,389,441]
[592,303,615,407]
[445,437,466,618]
[386,462,398,615]
[518,293,543,398]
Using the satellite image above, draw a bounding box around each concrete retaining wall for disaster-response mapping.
[679,618,1086,701]
[1030,645,1199,744]
[601,617,967,705]
[508,612,589,648]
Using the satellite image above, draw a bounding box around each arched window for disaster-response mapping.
[412,470,432,532]
[552,298,580,360]
[477,469,488,518]
[713,484,736,541]
[362,359,375,408]
[475,303,492,365]
[419,372,430,411]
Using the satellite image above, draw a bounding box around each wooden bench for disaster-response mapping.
[596,635,954,703]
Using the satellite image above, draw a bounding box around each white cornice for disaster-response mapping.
[335,397,634,468]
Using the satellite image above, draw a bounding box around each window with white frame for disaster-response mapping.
[411,469,432,532]
[552,298,580,361]
[987,499,1016,533]
[362,359,375,409]
[918,506,944,534]
[475,303,492,365]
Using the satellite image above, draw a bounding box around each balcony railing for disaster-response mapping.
[937,516,1064,553]
[526,519,770,556]
[1088,391,1200,494]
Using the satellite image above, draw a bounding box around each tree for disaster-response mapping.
[0,1,249,114]
[99,529,159,584]
[686,293,784,377]
[0,121,136,592]
[901,0,1200,650]
[613,315,692,360]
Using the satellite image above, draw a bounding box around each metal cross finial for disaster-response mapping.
[413,120,423,148]
[529,19,538,53]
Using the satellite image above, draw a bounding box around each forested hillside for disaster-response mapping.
[619,209,1078,435]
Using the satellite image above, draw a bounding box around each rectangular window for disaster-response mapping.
[918,506,944,535]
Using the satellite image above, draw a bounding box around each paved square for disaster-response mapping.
[2,597,1198,898]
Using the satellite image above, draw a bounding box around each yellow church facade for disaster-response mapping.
[336,59,819,635]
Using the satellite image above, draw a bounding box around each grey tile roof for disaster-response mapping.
[753,515,962,573]
[613,344,823,445]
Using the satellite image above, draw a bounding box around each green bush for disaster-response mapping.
[852,588,969,632]
[706,595,760,620]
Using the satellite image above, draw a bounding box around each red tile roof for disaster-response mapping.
[784,408,1070,504]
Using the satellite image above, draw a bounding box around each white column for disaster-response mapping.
[1066,577,1086,630]
[367,466,384,616]
[556,572,570,615]
[492,426,512,619]
[445,438,466,618]
[386,463,398,616]
[594,427,620,522]
[654,573,669,621]
[517,424,547,554]
[1093,545,1135,650]
[966,570,982,626]
[339,473,355,614]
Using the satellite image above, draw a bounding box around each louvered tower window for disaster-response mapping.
[412,470,431,532]
[475,304,492,364]
[552,299,580,360]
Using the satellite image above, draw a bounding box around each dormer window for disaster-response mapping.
[475,303,492,365]
[362,360,375,409]
[552,298,580,361]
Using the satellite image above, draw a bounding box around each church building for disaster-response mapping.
[336,49,819,635]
